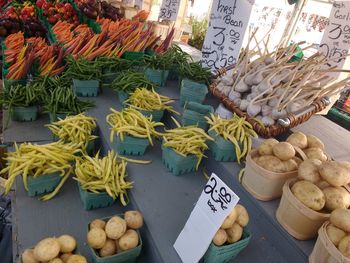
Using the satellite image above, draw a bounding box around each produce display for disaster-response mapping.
[75,150,133,206]
[1,3,349,261]
[162,120,213,169]
[21,235,87,263]
[87,211,143,258]
[125,88,177,113]
[46,113,97,148]
[107,108,163,145]
[212,204,249,246]
[206,113,258,163]
[215,34,350,127]
[2,141,81,200]
[327,209,350,259]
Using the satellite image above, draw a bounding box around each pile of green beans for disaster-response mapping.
[96,57,135,72]
[111,70,156,93]
[43,86,94,115]
[166,44,193,66]
[0,84,42,109]
[177,62,212,84]
[63,56,102,80]
[144,53,172,70]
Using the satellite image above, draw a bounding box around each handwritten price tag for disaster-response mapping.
[135,0,143,9]
[174,173,239,263]
[319,1,350,78]
[158,0,180,21]
[201,0,254,72]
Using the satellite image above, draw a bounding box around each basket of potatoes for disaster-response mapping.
[21,235,86,263]
[276,157,350,240]
[87,211,143,263]
[203,204,251,263]
[242,137,306,201]
[310,209,350,263]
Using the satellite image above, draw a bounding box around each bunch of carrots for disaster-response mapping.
[4,32,66,79]
[52,18,174,60]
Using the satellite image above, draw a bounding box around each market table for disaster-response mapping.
[6,81,350,263]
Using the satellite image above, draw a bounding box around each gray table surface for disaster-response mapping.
[7,81,346,263]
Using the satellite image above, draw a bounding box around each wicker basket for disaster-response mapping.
[276,178,330,240]
[209,67,329,138]
[309,221,350,263]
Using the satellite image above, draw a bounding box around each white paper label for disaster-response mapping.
[158,0,181,21]
[135,0,143,9]
[122,0,135,7]
[174,173,239,263]
[201,0,254,72]
[319,1,350,78]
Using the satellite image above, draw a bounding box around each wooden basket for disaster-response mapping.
[242,150,298,201]
[210,66,329,138]
[276,178,330,240]
[309,221,350,263]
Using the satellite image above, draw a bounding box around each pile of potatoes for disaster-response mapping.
[87,211,143,258]
[287,132,328,162]
[326,209,350,259]
[254,139,300,173]
[254,132,329,173]
[212,204,249,247]
[291,160,350,213]
[22,235,86,263]
[285,132,350,213]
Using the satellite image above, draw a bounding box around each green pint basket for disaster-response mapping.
[208,130,239,162]
[27,172,61,197]
[73,79,99,97]
[89,215,142,263]
[49,113,68,122]
[116,135,149,156]
[182,102,214,130]
[78,183,115,210]
[122,51,144,61]
[139,109,164,122]
[145,68,163,86]
[117,90,129,104]
[162,145,198,176]
[11,106,38,122]
[180,79,208,106]
[203,229,251,263]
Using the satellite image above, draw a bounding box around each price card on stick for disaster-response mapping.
[174,173,239,263]
[135,0,143,9]
[319,1,350,78]
[158,0,181,21]
[201,0,254,72]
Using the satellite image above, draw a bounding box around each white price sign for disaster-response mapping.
[158,0,181,21]
[135,0,143,9]
[202,0,254,72]
[319,1,350,78]
[174,173,239,263]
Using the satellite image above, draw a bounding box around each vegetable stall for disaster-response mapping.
[0,1,350,263]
